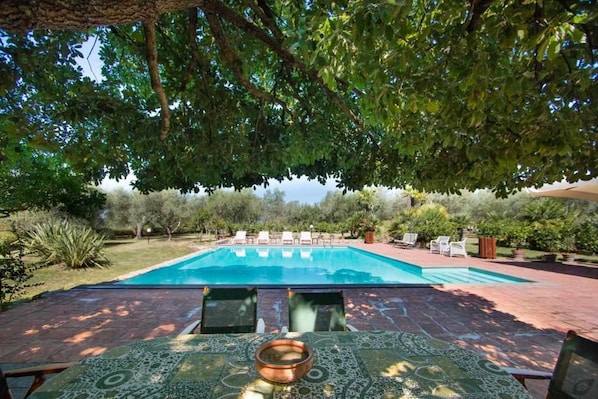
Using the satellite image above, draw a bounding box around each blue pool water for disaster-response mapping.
[117,246,530,286]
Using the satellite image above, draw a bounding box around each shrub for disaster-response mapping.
[0,239,39,310]
[573,219,598,254]
[394,204,456,244]
[26,221,108,268]
[528,220,569,252]
[477,219,531,249]
[476,219,508,243]
[0,231,18,251]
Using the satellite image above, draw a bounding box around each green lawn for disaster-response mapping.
[13,235,207,307]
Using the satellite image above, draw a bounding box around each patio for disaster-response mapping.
[2,243,597,399]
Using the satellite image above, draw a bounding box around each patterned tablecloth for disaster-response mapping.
[31,331,531,398]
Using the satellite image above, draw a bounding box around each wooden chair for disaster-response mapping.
[285,290,357,332]
[179,287,265,335]
[504,330,598,398]
[1,363,74,399]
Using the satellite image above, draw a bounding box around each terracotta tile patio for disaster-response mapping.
[2,243,597,399]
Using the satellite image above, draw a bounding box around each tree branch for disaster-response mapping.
[241,0,284,42]
[466,0,496,33]
[202,8,289,113]
[143,22,171,141]
[201,0,364,130]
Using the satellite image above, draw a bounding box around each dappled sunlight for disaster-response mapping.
[80,346,108,357]
[64,330,94,344]
[147,323,177,338]
[381,361,415,377]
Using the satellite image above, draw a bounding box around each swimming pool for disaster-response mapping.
[117,246,530,286]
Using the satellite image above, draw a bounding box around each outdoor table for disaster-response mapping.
[30,331,531,398]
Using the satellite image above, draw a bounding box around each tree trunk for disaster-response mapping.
[0,0,205,32]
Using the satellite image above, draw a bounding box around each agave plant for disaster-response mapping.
[26,221,107,268]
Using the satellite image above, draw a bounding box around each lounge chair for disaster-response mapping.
[503,330,598,398]
[232,230,247,244]
[446,238,467,257]
[179,287,265,335]
[430,236,451,254]
[300,231,312,245]
[281,231,294,245]
[394,233,418,248]
[283,290,358,332]
[2,363,75,399]
[257,231,271,245]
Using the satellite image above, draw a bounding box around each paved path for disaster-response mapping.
[2,243,597,399]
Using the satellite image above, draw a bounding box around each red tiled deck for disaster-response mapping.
[2,243,597,398]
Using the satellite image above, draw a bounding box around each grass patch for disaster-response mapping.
[13,235,209,307]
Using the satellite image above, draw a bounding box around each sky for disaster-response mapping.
[99,174,341,204]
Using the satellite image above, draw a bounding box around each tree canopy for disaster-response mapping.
[1,0,596,199]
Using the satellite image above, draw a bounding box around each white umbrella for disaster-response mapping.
[528,177,598,201]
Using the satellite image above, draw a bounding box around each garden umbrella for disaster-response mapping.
[528,177,598,201]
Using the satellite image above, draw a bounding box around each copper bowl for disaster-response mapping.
[255,339,314,384]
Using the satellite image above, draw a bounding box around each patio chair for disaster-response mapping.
[300,231,312,245]
[284,290,358,332]
[232,230,247,244]
[446,237,467,257]
[503,330,598,398]
[179,287,265,335]
[394,233,418,248]
[2,363,75,399]
[430,236,451,254]
[281,231,294,245]
[257,231,271,245]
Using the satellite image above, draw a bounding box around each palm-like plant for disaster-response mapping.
[26,221,107,268]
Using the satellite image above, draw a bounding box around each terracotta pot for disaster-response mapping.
[364,231,375,244]
[511,249,525,261]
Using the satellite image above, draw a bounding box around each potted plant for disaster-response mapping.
[359,215,377,244]
[508,224,530,261]
[560,235,576,262]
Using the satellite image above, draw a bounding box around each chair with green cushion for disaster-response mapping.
[504,330,598,398]
[286,290,357,332]
[179,287,265,335]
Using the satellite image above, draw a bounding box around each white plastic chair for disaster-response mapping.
[394,233,418,248]
[232,230,247,244]
[257,231,271,245]
[300,231,312,245]
[447,238,468,257]
[430,236,450,254]
[281,231,294,245]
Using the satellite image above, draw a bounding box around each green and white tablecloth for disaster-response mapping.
[30,331,531,398]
